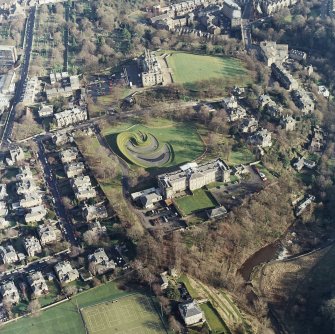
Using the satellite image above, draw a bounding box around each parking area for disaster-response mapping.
[209,166,265,210]
[137,201,187,231]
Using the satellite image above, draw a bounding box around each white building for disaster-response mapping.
[54,261,79,283]
[0,281,20,304]
[23,236,42,257]
[179,300,205,326]
[28,271,49,297]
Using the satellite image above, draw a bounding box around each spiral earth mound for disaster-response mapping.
[116,130,172,167]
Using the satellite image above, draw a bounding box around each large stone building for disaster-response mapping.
[222,0,241,26]
[259,41,288,66]
[54,261,79,284]
[54,107,87,128]
[179,300,205,326]
[27,271,49,297]
[0,45,17,66]
[138,49,164,87]
[158,159,230,199]
[0,281,20,304]
[259,0,298,15]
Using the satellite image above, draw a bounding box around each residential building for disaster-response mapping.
[221,95,238,109]
[222,0,241,26]
[23,236,42,257]
[318,85,330,98]
[271,63,299,90]
[25,205,47,223]
[260,41,288,66]
[16,166,33,181]
[9,145,24,163]
[60,147,78,164]
[293,156,316,172]
[310,126,325,152]
[259,0,298,15]
[83,204,108,222]
[158,159,230,199]
[0,218,10,230]
[0,281,19,304]
[0,245,18,264]
[0,184,7,200]
[0,201,7,217]
[38,104,54,118]
[17,179,38,195]
[248,128,272,148]
[88,248,115,275]
[0,45,17,66]
[20,194,43,208]
[0,71,16,112]
[71,176,96,201]
[258,94,274,108]
[38,224,58,245]
[292,90,314,114]
[27,271,48,297]
[52,133,70,146]
[289,49,307,61]
[160,272,169,290]
[295,194,315,216]
[54,261,79,284]
[240,117,258,133]
[46,86,73,100]
[227,106,247,122]
[138,49,164,87]
[22,77,39,105]
[179,300,205,326]
[54,107,87,128]
[280,115,296,131]
[64,162,85,178]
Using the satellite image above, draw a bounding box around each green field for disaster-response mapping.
[82,294,166,334]
[166,52,249,87]
[200,302,229,333]
[103,119,204,169]
[174,189,217,216]
[0,281,130,334]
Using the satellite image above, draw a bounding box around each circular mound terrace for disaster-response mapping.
[116,130,172,168]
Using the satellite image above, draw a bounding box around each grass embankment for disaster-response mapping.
[103,118,205,169]
[0,281,129,334]
[76,135,144,238]
[165,52,250,90]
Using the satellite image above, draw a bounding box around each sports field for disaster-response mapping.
[81,294,166,334]
[103,119,204,168]
[174,189,217,216]
[166,52,249,86]
[0,281,129,334]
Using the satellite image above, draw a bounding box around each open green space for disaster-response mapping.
[174,189,217,216]
[103,119,204,169]
[0,281,130,334]
[200,302,229,334]
[165,52,249,88]
[82,293,166,334]
[228,147,255,166]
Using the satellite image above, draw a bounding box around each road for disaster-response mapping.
[37,140,79,246]
[0,6,36,148]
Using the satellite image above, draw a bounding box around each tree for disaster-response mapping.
[63,285,78,297]
[166,284,180,300]
[27,299,41,316]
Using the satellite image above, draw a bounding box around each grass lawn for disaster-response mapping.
[200,302,230,334]
[165,52,249,88]
[174,189,217,216]
[0,281,130,334]
[81,293,166,334]
[103,119,204,169]
[228,147,255,166]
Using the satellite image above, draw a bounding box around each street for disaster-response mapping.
[0,6,36,148]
